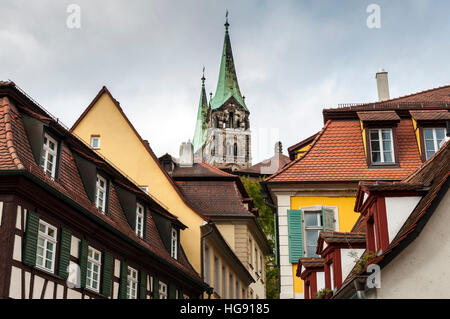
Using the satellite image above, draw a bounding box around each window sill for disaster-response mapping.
[368,163,400,168]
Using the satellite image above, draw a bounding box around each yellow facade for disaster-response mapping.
[289,195,359,294]
[72,92,205,273]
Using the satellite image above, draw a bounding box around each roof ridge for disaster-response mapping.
[264,120,331,182]
[1,97,24,169]
[199,160,237,177]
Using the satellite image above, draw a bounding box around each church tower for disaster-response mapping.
[193,14,252,170]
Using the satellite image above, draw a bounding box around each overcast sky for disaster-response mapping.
[1,0,449,163]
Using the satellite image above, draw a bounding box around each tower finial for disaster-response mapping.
[201,66,205,86]
[225,10,229,31]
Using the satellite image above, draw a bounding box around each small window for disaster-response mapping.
[86,247,102,292]
[127,266,138,299]
[136,203,144,238]
[304,211,323,257]
[369,128,394,164]
[36,220,57,273]
[95,174,107,213]
[159,282,168,299]
[90,136,100,149]
[171,228,178,259]
[424,127,446,159]
[40,133,58,178]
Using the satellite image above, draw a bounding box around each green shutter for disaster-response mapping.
[23,210,40,267]
[79,239,89,288]
[287,209,303,263]
[102,251,113,297]
[119,261,128,299]
[58,228,72,278]
[152,276,159,299]
[139,270,147,299]
[322,207,335,231]
[168,285,176,299]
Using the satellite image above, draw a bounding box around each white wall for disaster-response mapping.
[317,271,325,292]
[385,197,421,243]
[341,248,365,282]
[374,191,450,298]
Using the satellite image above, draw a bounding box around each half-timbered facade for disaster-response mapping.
[0,81,207,299]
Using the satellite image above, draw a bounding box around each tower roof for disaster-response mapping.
[210,15,248,111]
[192,70,209,153]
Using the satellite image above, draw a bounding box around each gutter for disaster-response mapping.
[0,169,209,291]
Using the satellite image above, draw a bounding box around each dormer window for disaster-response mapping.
[369,128,394,164]
[90,135,100,149]
[136,203,144,238]
[423,127,446,159]
[171,227,178,259]
[95,174,107,213]
[40,133,58,178]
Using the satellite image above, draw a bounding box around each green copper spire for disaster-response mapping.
[192,68,209,153]
[210,13,248,111]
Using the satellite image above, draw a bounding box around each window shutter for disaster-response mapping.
[139,270,147,299]
[119,261,128,299]
[152,276,160,299]
[23,210,40,267]
[322,207,335,231]
[168,285,176,299]
[102,251,113,297]
[287,209,303,263]
[79,238,89,288]
[58,228,72,278]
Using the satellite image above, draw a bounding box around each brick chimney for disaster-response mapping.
[376,70,390,101]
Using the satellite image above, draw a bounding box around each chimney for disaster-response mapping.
[376,70,390,101]
[274,141,282,154]
[179,140,194,167]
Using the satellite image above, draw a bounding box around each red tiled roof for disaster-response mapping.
[409,110,450,121]
[239,153,291,175]
[319,231,366,245]
[0,85,202,283]
[266,119,422,182]
[297,257,324,278]
[357,110,400,122]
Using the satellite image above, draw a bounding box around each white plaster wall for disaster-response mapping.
[385,197,421,243]
[0,201,3,226]
[44,282,54,299]
[9,266,22,299]
[32,276,45,299]
[375,191,450,298]
[56,284,64,299]
[341,248,365,282]
[16,206,21,230]
[67,288,82,299]
[276,194,294,299]
[13,235,22,262]
[317,272,325,292]
[114,259,121,277]
[70,235,80,258]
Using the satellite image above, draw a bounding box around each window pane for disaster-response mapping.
[383,151,393,163]
[426,151,435,159]
[372,151,381,163]
[436,128,445,140]
[423,128,433,140]
[306,230,319,246]
[381,129,391,140]
[370,131,379,141]
[305,213,319,227]
[307,246,318,257]
[382,140,391,151]
[425,140,435,152]
[371,140,380,152]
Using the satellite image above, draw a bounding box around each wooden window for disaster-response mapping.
[36,220,57,273]
[127,266,138,299]
[222,263,227,298]
[369,128,394,164]
[40,133,58,178]
[159,282,168,299]
[90,135,101,149]
[304,211,322,257]
[214,255,220,293]
[135,203,145,238]
[86,247,102,292]
[423,127,446,159]
[171,228,178,259]
[95,174,107,213]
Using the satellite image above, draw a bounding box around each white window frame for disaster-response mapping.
[171,228,178,259]
[40,133,58,178]
[304,210,323,257]
[424,127,447,159]
[369,128,395,164]
[36,220,58,273]
[90,136,101,149]
[95,174,107,213]
[136,203,144,238]
[159,281,168,299]
[127,266,138,299]
[86,246,102,292]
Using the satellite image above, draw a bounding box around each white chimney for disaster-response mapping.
[179,140,194,167]
[376,69,390,101]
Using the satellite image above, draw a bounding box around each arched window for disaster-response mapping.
[229,112,234,128]
[234,143,238,161]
